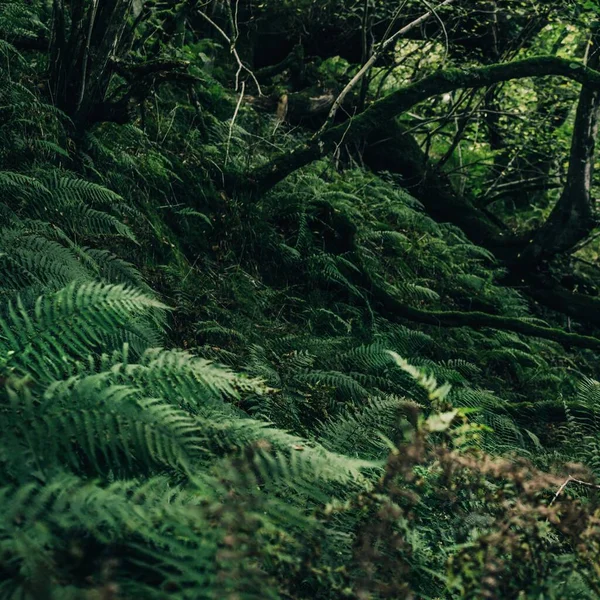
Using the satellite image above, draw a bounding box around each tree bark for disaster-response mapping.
[520,28,600,265]
[245,56,600,194]
[362,121,508,249]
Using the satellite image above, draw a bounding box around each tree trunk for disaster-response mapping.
[520,27,600,265]
[362,121,508,250]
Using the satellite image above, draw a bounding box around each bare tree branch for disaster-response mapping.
[549,475,600,506]
[321,0,455,132]
[196,6,261,95]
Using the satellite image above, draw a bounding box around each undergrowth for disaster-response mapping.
[1,3,600,598]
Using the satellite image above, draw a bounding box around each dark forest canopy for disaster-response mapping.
[5,0,600,598]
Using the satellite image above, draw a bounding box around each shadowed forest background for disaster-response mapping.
[5,0,600,597]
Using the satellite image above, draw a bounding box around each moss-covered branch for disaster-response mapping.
[363,271,600,352]
[109,57,192,79]
[317,200,600,352]
[247,55,600,193]
[524,278,600,328]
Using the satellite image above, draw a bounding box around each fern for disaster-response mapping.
[318,395,416,458]
[0,282,166,384]
[388,351,452,406]
[0,11,598,596]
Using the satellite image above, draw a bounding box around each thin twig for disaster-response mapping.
[196,8,261,95]
[357,0,372,113]
[76,0,99,112]
[549,474,600,506]
[319,0,455,133]
[422,0,450,63]
[226,80,245,166]
[480,95,575,201]
[434,92,480,170]
[233,0,240,41]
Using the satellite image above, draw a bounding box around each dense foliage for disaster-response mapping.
[3,0,600,598]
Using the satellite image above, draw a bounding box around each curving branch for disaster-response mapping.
[246,55,600,194]
[361,268,600,353]
[321,198,600,353]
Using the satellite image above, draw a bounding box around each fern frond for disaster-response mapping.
[387,352,452,405]
[0,282,167,384]
[318,395,415,458]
